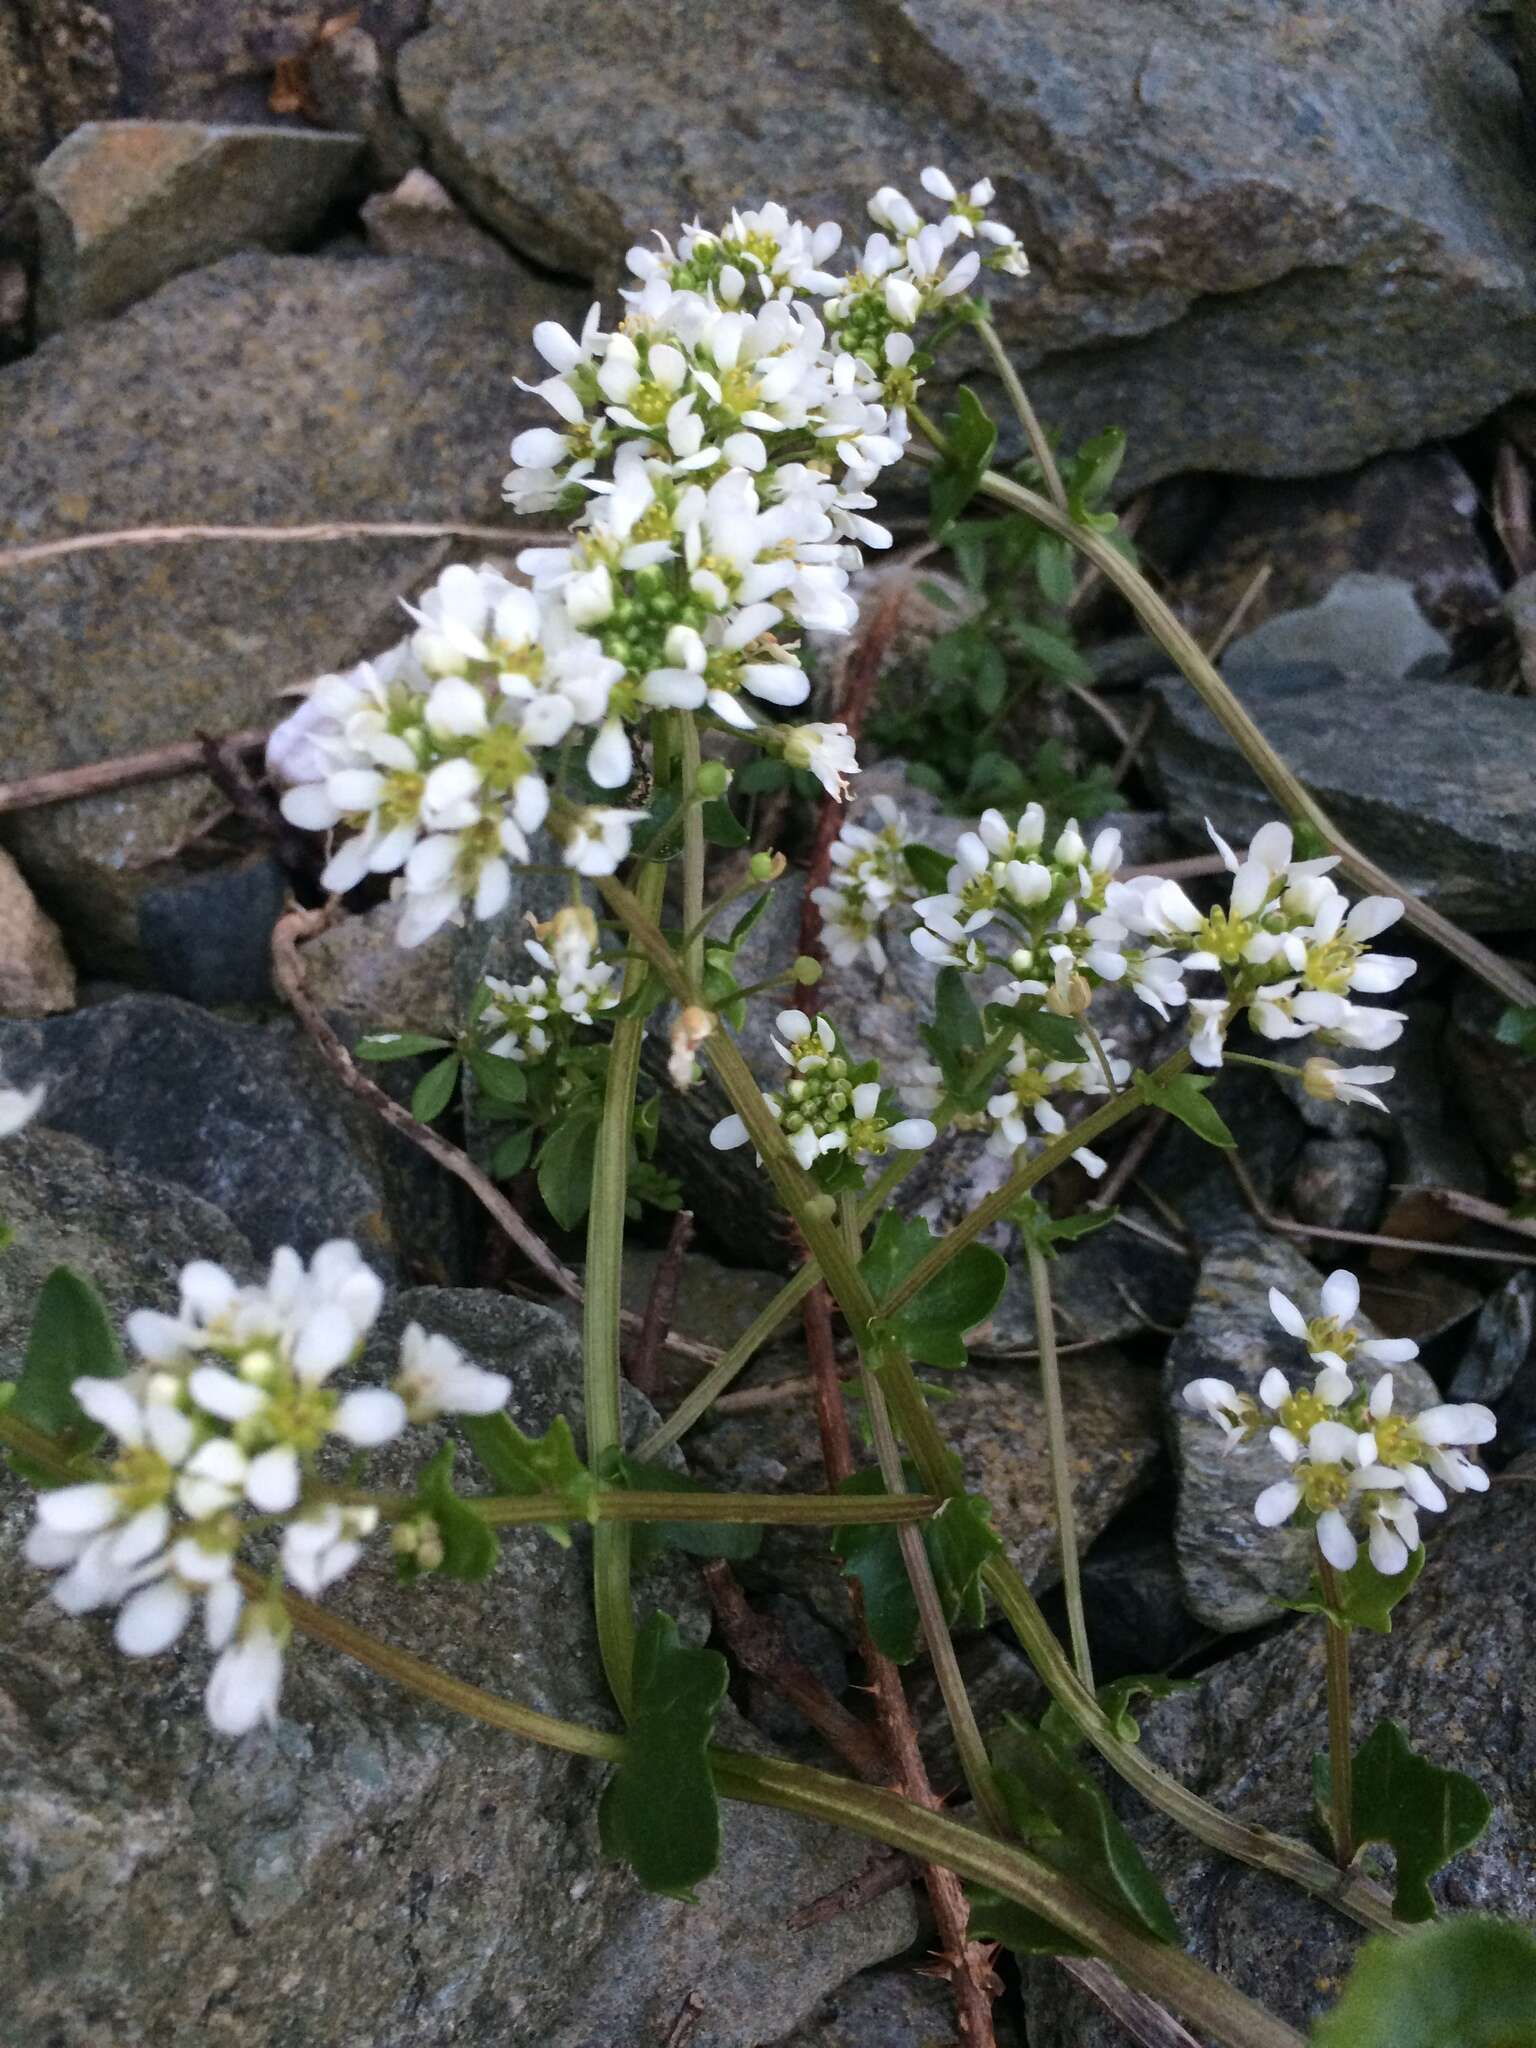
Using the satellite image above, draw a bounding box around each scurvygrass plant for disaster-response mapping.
[4,168,1534,2048]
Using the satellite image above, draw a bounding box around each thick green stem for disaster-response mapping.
[1025,1237,1093,1694]
[909,405,1536,1013]
[584,854,668,1720]
[1318,1555,1357,1870]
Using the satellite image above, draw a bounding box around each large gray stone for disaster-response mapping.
[0,846,74,1016]
[36,120,364,328]
[1022,1456,1536,2045]
[0,994,401,1269]
[398,0,1536,488]
[0,1282,915,2048]
[1223,573,1450,682]
[1147,664,1536,928]
[1164,1233,1441,1632]
[0,1,117,223]
[0,249,584,969]
[776,1965,1024,2046]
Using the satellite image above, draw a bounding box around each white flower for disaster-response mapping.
[393,1323,511,1423]
[782,722,860,800]
[280,1504,379,1597]
[1300,1057,1396,1112]
[1182,1377,1253,1447]
[1268,1269,1419,1373]
[206,1603,287,1737]
[560,806,649,877]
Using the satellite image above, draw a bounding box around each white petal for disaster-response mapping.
[1253,1479,1302,1528]
[333,1388,407,1447]
[1319,1269,1359,1325]
[1268,1289,1308,1340]
[244,1446,301,1514]
[1316,1510,1358,1572]
[115,1580,193,1657]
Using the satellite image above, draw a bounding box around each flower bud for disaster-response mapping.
[792,955,822,985]
[750,850,786,883]
[695,759,731,800]
[668,1005,714,1091]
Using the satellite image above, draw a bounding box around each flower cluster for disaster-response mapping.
[23,1245,509,1733]
[1184,1269,1495,1574]
[810,793,922,969]
[1107,821,1414,1071]
[263,170,1029,951]
[710,1009,935,1177]
[480,906,619,1066]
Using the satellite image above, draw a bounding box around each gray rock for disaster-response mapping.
[36,120,364,328]
[1165,1233,1442,1631]
[691,1349,1163,1637]
[1171,449,1504,651]
[0,0,118,221]
[1147,665,1536,928]
[0,846,74,1016]
[1447,977,1536,1181]
[398,0,1536,489]
[1022,1456,1536,2045]
[0,1282,915,2048]
[303,23,423,187]
[1376,1002,1489,1247]
[298,896,469,1045]
[362,166,517,269]
[0,250,585,969]
[1072,1518,1206,1682]
[908,1631,1046,1795]
[1452,1271,1536,1406]
[0,1121,256,1355]
[0,993,398,1269]
[1287,1136,1388,1234]
[1142,1059,1306,1251]
[1224,573,1450,681]
[776,1966,1025,2046]
[135,854,288,1007]
[980,1207,1195,1356]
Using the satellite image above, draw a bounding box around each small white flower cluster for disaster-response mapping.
[480,906,618,1065]
[0,1062,43,1138]
[23,1245,509,1735]
[910,804,1187,1020]
[1184,1269,1496,1575]
[1107,821,1414,1073]
[810,794,923,969]
[709,1009,936,1174]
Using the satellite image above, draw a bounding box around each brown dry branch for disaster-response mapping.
[0,519,552,577]
[1224,1151,1536,1269]
[624,1208,695,1399]
[270,903,727,1367]
[787,1845,916,1930]
[0,730,271,817]
[1061,1964,1206,2048]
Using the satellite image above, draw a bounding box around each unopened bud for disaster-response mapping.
[695,758,731,799]
[750,850,786,883]
[668,1005,715,1092]
[804,1193,837,1225]
[1046,973,1092,1019]
[1301,1057,1340,1103]
[792,955,822,985]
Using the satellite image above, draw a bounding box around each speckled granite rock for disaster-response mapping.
[1164,1233,1441,1631]
[398,0,1536,487]
[35,120,363,328]
[0,847,74,1016]
[775,1965,1024,2045]
[0,1284,916,2048]
[0,250,583,969]
[1022,1456,1536,2045]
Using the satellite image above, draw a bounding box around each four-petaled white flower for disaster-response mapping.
[710,1009,934,1174]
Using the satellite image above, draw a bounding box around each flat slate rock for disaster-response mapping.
[398,0,1536,488]
[1147,663,1536,928]
[0,1283,916,2048]
[0,249,584,969]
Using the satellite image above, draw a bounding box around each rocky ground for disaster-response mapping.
[2,6,1536,2046]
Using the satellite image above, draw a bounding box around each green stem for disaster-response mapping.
[908,403,1536,1014]
[1025,1235,1094,1694]
[338,1487,947,1529]
[1318,1554,1357,1870]
[280,1584,1303,2048]
[584,849,668,1720]
[976,314,1069,514]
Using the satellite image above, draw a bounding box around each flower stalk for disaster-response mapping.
[1026,1235,1094,1694]
[1318,1553,1358,1870]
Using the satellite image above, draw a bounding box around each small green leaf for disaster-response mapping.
[489,1125,535,1180]
[734,756,790,794]
[465,1048,528,1104]
[1281,1546,1425,1635]
[399,1443,499,1584]
[1312,1916,1536,2048]
[966,1886,1092,1959]
[536,1111,601,1230]
[829,1469,1000,1662]
[1133,1069,1235,1149]
[861,1211,1006,1368]
[460,1412,595,1546]
[1034,534,1076,609]
[611,1453,764,1567]
[701,798,750,848]
[598,1611,728,1899]
[1341,1719,1491,1922]
[1012,1195,1120,1258]
[1006,1004,1088,1065]
[1493,1005,1536,1056]
[988,1715,1180,1947]
[727,890,773,948]
[1013,623,1094,685]
[410,1052,462,1124]
[10,1267,125,1453]
[1068,428,1126,513]
[1041,1672,1193,1758]
[920,965,988,1094]
[355,1031,452,1061]
[929,387,998,538]
[903,842,954,895]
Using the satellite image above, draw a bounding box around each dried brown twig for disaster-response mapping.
[624,1209,695,1399]
[0,730,271,817]
[0,519,552,577]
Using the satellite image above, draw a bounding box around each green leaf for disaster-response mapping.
[490,1125,535,1180]
[1068,427,1126,513]
[465,1048,528,1104]
[1493,1005,1536,1057]
[1341,1719,1491,1922]
[1133,1069,1235,1149]
[399,1444,499,1584]
[966,1886,1092,1959]
[1006,1004,1088,1065]
[9,1267,125,1455]
[734,755,790,794]
[829,1469,1000,1662]
[1041,1673,1193,1758]
[727,890,773,948]
[861,1211,1006,1369]
[701,798,750,848]
[1013,623,1094,685]
[920,965,987,1095]
[355,1031,452,1061]
[988,1715,1180,1947]
[1012,1195,1120,1258]
[410,1052,462,1124]
[1312,1917,1536,2048]
[536,1110,601,1230]
[1282,1546,1425,1635]
[460,1411,595,1546]
[611,1453,764,1567]
[902,842,954,895]
[598,1611,728,1899]
[929,387,998,538]
[1034,534,1077,609]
